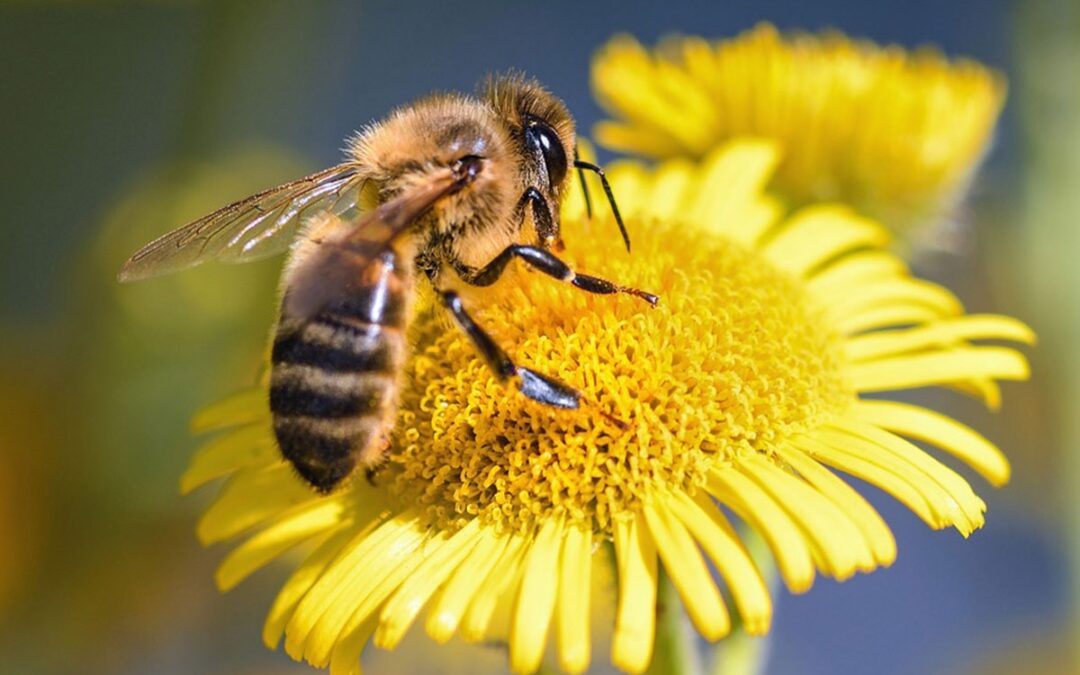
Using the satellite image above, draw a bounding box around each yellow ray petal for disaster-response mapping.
[665,492,771,635]
[217,495,349,591]
[643,498,730,640]
[180,423,277,494]
[762,205,889,276]
[822,422,986,536]
[837,303,943,335]
[776,445,896,566]
[707,467,815,593]
[794,434,939,528]
[263,525,366,650]
[611,513,659,674]
[648,159,698,220]
[375,518,484,650]
[806,250,908,297]
[327,613,376,675]
[844,315,1036,363]
[510,518,564,675]
[556,525,593,675]
[461,534,529,643]
[690,141,780,244]
[426,530,510,644]
[849,346,1029,392]
[738,454,875,577]
[854,400,1011,486]
[191,387,266,433]
[285,510,424,666]
[827,279,962,323]
[197,463,314,545]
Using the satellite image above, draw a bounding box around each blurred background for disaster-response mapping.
[0,1,1075,673]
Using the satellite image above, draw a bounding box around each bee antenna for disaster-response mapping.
[573,147,595,222]
[573,159,630,253]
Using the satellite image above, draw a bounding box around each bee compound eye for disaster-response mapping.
[525,119,568,188]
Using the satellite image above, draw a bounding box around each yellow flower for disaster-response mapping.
[183,140,1032,675]
[592,24,1006,236]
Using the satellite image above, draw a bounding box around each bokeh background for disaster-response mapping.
[1,1,1076,673]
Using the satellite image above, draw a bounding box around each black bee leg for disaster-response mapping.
[464,245,659,306]
[439,290,580,409]
[520,187,560,248]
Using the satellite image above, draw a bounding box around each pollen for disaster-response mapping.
[389,217,850,534]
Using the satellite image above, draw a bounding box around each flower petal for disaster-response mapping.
[854,400,1011,486]
[510,518,564,675]
[848,346,1029,392]
[217,496,350,591]
[667,492,772,635]
[556,525,593,675]
[707,467,815,593]
[374,518,484,650]
[776,446,896,566]
[611,513,658,674]
[425,530,510,643]
[643,498,730,640]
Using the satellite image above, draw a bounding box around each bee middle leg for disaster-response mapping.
[439,290,580,409]
[461,244,659,306]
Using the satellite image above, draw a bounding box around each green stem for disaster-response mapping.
[647,568,702,675]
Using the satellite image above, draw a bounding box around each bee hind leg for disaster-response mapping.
[438,290,580,409]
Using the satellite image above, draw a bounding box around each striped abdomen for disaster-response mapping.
[270,251,411,492]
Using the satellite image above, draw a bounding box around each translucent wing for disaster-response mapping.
[284,163,476,321]
[118,164,366,281]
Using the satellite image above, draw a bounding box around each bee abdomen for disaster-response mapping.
[270,313,405,492]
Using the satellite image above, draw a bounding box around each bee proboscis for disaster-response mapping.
[120,75,657,492]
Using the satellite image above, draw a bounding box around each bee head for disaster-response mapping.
[483,73,576,199]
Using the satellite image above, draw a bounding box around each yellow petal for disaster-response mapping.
[806,250,907,298]
[643,498,730,640]
[556,525,593,675]
[328,613,377,675]
[611,513,658,674]
[461,534,529,643]
[197,463,314,545]
[776,446,896,566]
[510,518,564,675]
[180,423,277,494]
[425,530,510,643]
[707,467,815,593]
[854,400,1011,486]
[848,346,1029,392]
[667,492,772,635]
[738,454,875,578]
[794,433,939,529]
[191,387,265,433]
[375,518,484,650]
[838,303,943,335]
[827,279,962,325]
[845,315,1036,362]
[762,205,889,277]
[217,496,348,591]
[286,510,425,667]
[263,526,365,650]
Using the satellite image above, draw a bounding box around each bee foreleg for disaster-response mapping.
[463,245,659,306]
[519,187,558,246]
[439,290,580,409]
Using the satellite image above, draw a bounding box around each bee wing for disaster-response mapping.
[283,169,465,322]
[118,164,366,281]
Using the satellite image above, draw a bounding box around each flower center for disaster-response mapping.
[388,218,850,534]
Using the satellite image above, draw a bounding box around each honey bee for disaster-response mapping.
[120,75,657,492]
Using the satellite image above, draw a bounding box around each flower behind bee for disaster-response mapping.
[184,140,1031,674]
[591,24,1006,239]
